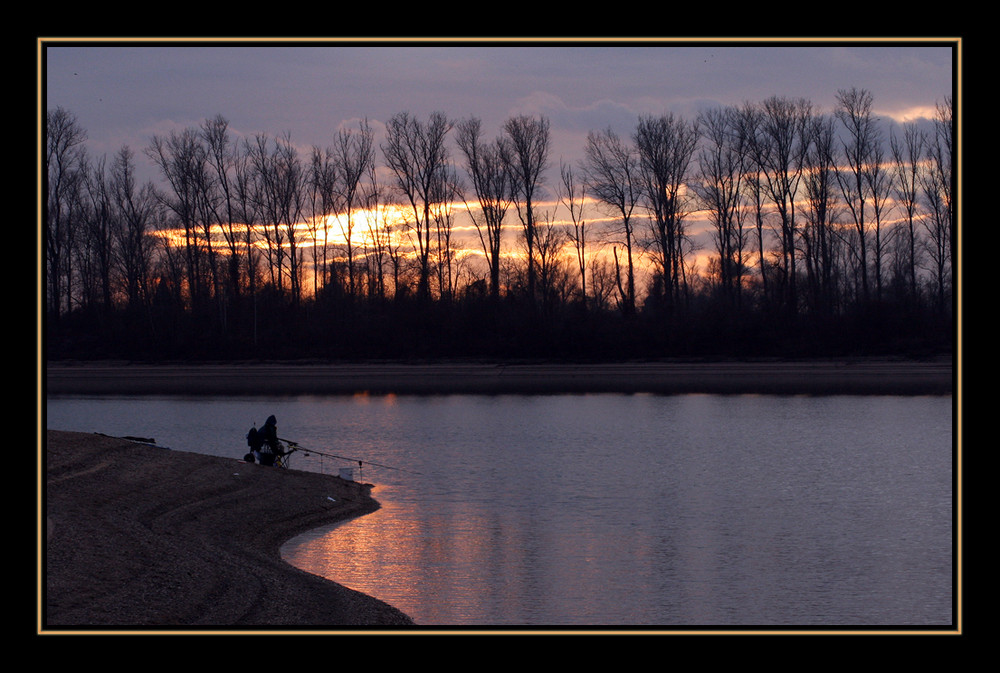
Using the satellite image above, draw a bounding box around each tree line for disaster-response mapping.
[44,88,954,361]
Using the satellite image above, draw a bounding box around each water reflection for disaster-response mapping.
[281,394,953,627]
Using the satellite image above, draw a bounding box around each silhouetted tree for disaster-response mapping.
[694,106,750,308]
[382,111,453,300]
[430,164,463,300]
[801,113,840,313]
[46,107,88,318]
[332,119,376,300]
[533,209,570,315]
[457,116,514,302]
[247,132,307,304]
[582,127,640,314]
[502,114,551,306]
[890,121,927,304]
[233,138,265,321]
[80,153,115,312]
[201,115,243,309]
[362,159,391,300]
[110,145,160,314]
[634,112,698,313]
[307,144,336,296]
[865,126,894,302]
[559,161,590,310]
[147,127,213,310]
[751,96,813,313]
[835,87,880,304]
[922,97,953,312]
[737,102,773,307]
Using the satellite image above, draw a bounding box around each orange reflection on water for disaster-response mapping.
[284,485,660,625]
[285,486,543,623]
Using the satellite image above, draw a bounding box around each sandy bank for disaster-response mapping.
[42,430,414,629]
[45,358,953,396]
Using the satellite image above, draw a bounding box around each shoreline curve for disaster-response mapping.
[42,430,414,629]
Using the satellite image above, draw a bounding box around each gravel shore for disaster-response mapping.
[43,430,414,630]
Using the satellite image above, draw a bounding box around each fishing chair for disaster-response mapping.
[273,443,295,469]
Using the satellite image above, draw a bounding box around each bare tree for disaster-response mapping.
[889,121,927,303]
[582,127,640,314]
[308,145,337,296]
[634,112,698,312]
[502,115,551,305]
[801,113,841,313]
[430,165,463,300]
[921,167,950,312]
[923,97,953,311]
[110,146,159,314]
[834,87,880,303]
[382,111,453,299]
[362,157,389,300]
[147,128,213,308]
[273,133,307,305]
[559,161,590,309]
[456,117,513,302]
[246,134,282,291]
[933,97,954,264]
[246,132,307,303]
[736,102,773,305]
[694,106,750,307]
[921,97,953,312]
[865,131,894,301]
[379,194,410,300]
[534,209,569,314]
[78,154,116,312]
[586,253,617,311]
[332,119,375,299]
[46,107,89,317]
[233,139,264,302]
[200,116,245,305]
[751,96,813,313]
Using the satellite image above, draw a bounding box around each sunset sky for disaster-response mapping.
[40,37,957,279]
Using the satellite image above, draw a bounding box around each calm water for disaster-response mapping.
[45,393,954,628]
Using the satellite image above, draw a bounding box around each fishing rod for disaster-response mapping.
[279,437,423,475]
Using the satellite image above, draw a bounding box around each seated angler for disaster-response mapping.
[257,414,287,466]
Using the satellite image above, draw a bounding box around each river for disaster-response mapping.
[45,392,954,628]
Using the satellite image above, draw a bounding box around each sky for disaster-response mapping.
[42,39,955,184]
[40,38,957,277]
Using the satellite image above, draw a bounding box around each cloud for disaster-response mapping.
[880,104,941,124]
[43,41,954,191]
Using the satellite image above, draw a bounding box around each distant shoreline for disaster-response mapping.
[45,357,954,396]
